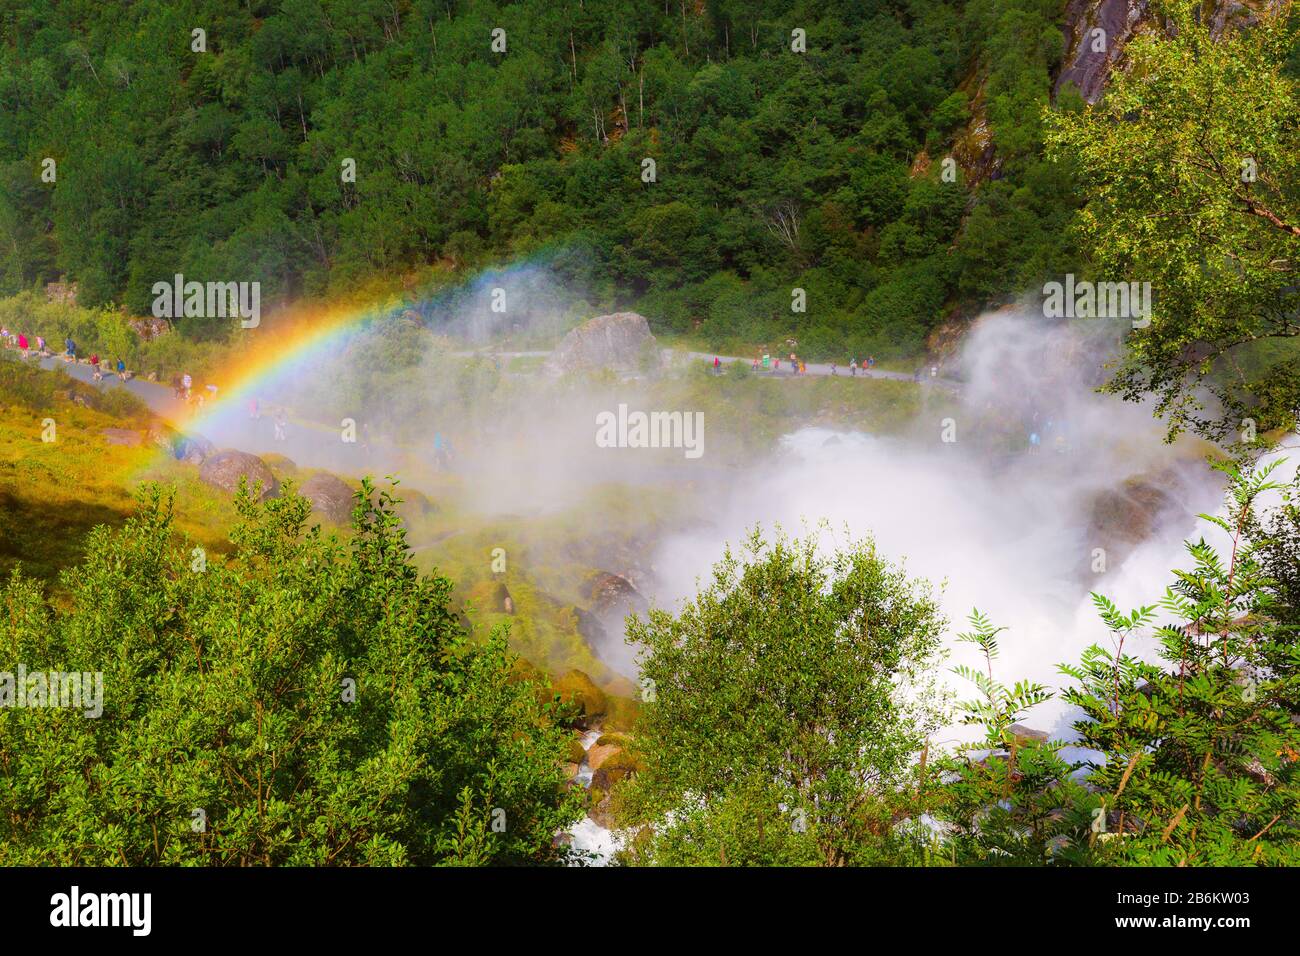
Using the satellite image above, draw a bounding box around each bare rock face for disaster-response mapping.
[1056,0,1150,104]
[1055,0,1265,105]
[199,450,279,501]
[299,472,354,524]
[544,312,658,375]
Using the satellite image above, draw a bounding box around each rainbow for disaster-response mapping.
[165,298,394,441]
[151,255,569,458]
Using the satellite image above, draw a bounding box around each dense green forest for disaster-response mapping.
[0,0,1079,357]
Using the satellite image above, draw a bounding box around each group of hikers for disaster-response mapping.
[0,327,131,382]
[0,325,229,417]
[171,372,219,409]
[709,351,879,377]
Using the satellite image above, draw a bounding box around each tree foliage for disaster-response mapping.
[0,479,583,865]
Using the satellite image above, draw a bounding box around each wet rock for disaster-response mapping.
[299,472,355,524]
[199,449,279,501]
[1056,0,1150,104]
[589,788,615,829]
[588,571,649,618]
[587,743,621,772]
[544,312,659,376]
[553,669,607,728]
[1086,475,1177,554]
[590,749,638,791]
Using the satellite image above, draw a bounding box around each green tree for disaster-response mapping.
[1044,0,1300,441]
[617,529,946,866]
[0,480,583,865]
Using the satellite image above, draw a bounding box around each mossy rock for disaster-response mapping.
[566,736,588,764]
[591,749,639,790]
[552,669,607,726]
[595,732,633,750]
[601,694,640,732]
[601,748,642,775]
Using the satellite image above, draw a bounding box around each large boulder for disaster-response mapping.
[299,472,355,524]
[544,312,658,375]
[199,450,279,501]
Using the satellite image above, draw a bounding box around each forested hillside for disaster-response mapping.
[0,0,1078,356]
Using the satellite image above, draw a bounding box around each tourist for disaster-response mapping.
[850,358,857,377]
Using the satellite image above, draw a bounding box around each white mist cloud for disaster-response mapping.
[645,308,1231,736]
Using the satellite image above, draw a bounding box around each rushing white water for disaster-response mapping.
[646,310,1233,738]
[563,727,623,865]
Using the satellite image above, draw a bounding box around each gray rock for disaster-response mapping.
[299,472,355,524]
[199,450,279,501]
[544,312,658,375]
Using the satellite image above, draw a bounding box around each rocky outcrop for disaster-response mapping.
[552,669,608,728]
[1056,0,1151,104]
[588,571,648,619]
[299,472,354,524]
[1055,0,1270,104]
[544,312,658,375]
[199,449,279,501]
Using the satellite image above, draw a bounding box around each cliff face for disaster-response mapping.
[1055,0,1151,104]
[1054,0,1276,103]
